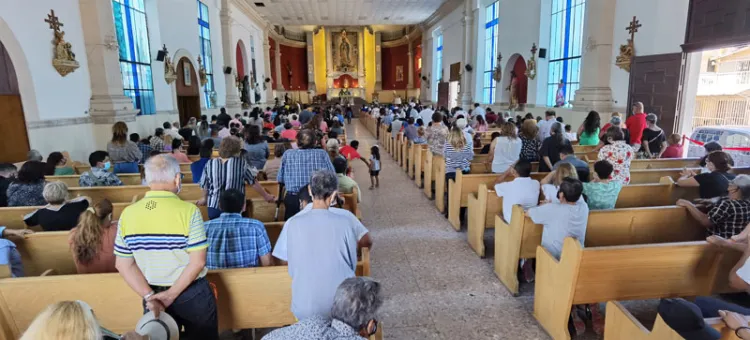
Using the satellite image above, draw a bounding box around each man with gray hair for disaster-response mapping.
[115,154,218,339]
[273,170,369,321]
[27,150,43,162]
[262,277,383,339]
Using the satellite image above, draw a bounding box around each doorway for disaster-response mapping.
[449,81,460,109]
[176,57,201,126]
[0,40,30,163]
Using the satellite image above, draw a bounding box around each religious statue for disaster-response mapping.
[209,91,217,108]
[164,54,177,84]
[343,77,350,89]
[555,80,566,107]
[340,30,352,68]
[525,43,538,80]
[492,53,503,83]
[197,55,208,86]
[45,10,79,76]
[241,75,251,105]
[617,16,641,73]
[507,71,518,110]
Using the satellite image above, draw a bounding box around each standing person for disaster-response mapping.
[420,105,435,125]
[539,122,570,172]
[299,105,314,125]
[488,122,522,174]
[369,146,381,189]
[69,199,118,274]
[641,113,667,159]
[78,151,124,187]
[271,170,370,320]
[537,110,558,142]
[243,125,270,170]
[471,103,485,120]
[0,163,17,207]
[190,140,214,184]
[443,125,474,214]
[199,137,276,220]
[598,126,635,184]
[403,117,418,142]
[277,129,335,219]
[203,189,273,269]
[425,112,449,156]
[6,161,47,207]
[115,154,218,340]
[626,102,648,150]
[576,111,601,146]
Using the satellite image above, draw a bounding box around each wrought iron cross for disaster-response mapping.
[626,16,641,41]
[45,10,63,32]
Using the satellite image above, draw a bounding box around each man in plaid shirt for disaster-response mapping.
[203,189,272,269]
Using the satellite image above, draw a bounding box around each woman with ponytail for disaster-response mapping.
[67,199,117,274]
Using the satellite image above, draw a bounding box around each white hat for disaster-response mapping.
[135,311,180,340]
[456,118,468,129]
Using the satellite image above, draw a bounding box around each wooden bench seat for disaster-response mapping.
[534,238,741,339]
[466,180,701,256]
[0,267,382,340]
[493,205,706,295]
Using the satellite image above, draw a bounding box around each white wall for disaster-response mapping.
[425,5,464,89]
[229,2,268,104]
[609,0,690,108]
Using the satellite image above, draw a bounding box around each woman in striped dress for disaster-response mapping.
[443,124,474,214]
[198,136,276,219]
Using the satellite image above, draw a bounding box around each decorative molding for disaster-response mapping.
[422,0,463,29]
[27,116,91,130]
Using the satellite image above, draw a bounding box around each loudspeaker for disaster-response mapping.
[539,48,547,59]
[156,50,167,62]
[223,67,233,74]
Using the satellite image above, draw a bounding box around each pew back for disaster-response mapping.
[603,301,732,340]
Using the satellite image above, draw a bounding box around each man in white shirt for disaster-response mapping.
[527,177,589,260]
[494,161,540,224]
[471,103,485,119]
[163,122,183,140]
[420,105,435,124]
[537,110,557,142]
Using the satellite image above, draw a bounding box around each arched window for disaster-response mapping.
[546,0,586,107]
[198,1,215,108]
[112,0,155,115]
[483,1,499,104]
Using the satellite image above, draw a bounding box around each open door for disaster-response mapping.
[627,53,683,134]
[0,40,30,163]
[176,57,201,126]
[437,82,449,109]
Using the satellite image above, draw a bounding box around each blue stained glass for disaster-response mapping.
[112,0,154,115]
[547,0,585,107]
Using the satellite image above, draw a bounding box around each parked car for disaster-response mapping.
[688,125,750,167]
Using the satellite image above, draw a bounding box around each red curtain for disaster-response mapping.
[513,57,528,104]
[235,44,245,79]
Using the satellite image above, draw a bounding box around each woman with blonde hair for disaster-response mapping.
[519,119,541,162]
[443,124,474,214]
[107,121,142,174]
[540,162,580,203]
[488,122,522,174]
[21,301,101,340]
[68,199,117,274]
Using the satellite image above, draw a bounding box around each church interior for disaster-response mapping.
[2,0,750,339]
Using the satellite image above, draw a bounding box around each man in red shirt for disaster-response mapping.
[626,102,647,149]
[340,140,365,162]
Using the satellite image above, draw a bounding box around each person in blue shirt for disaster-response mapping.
[0,226,32,277]
[191,139,214,184]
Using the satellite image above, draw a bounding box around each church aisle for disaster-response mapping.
[345,120,550,340]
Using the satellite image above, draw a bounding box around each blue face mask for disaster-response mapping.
[103,162,111,171]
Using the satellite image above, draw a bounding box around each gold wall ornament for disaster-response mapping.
[616,16,642,73]
[45,10,79,77]
[492,52,503,83]
[197,55,208,86]
[525,43,537,80]
[164,54,177,84]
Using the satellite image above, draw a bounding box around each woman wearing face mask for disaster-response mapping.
[107,122,143,174]
[68,199,118,274]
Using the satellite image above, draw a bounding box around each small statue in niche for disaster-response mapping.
[164,54,177,84]
[241,75,251,104]
[197,55,208,86]
[45,10,79,76]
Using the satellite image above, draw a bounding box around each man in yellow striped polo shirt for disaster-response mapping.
[115,154,217,340]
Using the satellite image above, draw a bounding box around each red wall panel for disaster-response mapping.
[235,44,245,79]
[414,43,422,89]
[382,44,408,90]
[279,44,308,91]
[268,37,277,90]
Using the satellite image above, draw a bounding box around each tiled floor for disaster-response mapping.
[345,120,552,340]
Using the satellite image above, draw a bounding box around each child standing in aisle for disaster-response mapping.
[369,146,381,189]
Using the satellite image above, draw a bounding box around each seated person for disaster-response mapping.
[0,226,32,277]
[413,126,427,144]
[334,157,361,203]
[677,151,735,199]
[582,160,622,210]
[541,163,582,204]
[68,199,117,274]
[554,143,590,182]
[678,174,750,239]
[6,161,46,207]
[493,161,540,224]
[0,163,18,207]
[262,277,382,340]
[78,151,124,187]
[527,178,597,335]
[658,297,750,340]
[169,138,192,163]
[480,132,501,154]
[661,133,684,159]
[45,151,75,176]
[263,144,286,181]
[280,123,298,140]
[272,172,372,320]
[24,182,90,231]
[203,189,273,269]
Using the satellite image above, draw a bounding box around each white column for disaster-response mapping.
[407,40,414,89]
[460,0,476,107]
[78,0,139,123]
[274,39,284,91]
[571,0,617,112]
[220,4,241,110]
[262,30,273,103]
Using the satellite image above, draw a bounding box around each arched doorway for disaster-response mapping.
[0,40,30,162]
[501,54,528,108]
[236,40,250,106]
[176,57,201,126]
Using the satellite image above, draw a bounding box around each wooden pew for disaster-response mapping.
[466,181,701,256]
[534,238,741,340]
[340,187,361,219]
[414,146,427,187]
[494,205,706,295]
[401,136,408,171]
[602,301,737,340]
[47,174,142,186]
[423,152,435,198]
[434,156,446,212]
[573,145,597,153]
[620,158,699,170]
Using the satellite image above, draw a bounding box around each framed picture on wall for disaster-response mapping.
[396,66,404,82]
[183,63,192,86]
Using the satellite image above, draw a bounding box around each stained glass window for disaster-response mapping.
[112,0,155,115]
[435,34,443,100]
[198,1,214,108]
[483,2,499,104]
[547,0,586,107]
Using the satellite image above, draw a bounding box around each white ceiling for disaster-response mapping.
[247,0,450,26]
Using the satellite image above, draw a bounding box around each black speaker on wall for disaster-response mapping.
[156,50,166,62]
[224,67,233,74]
[539,48,547,59]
